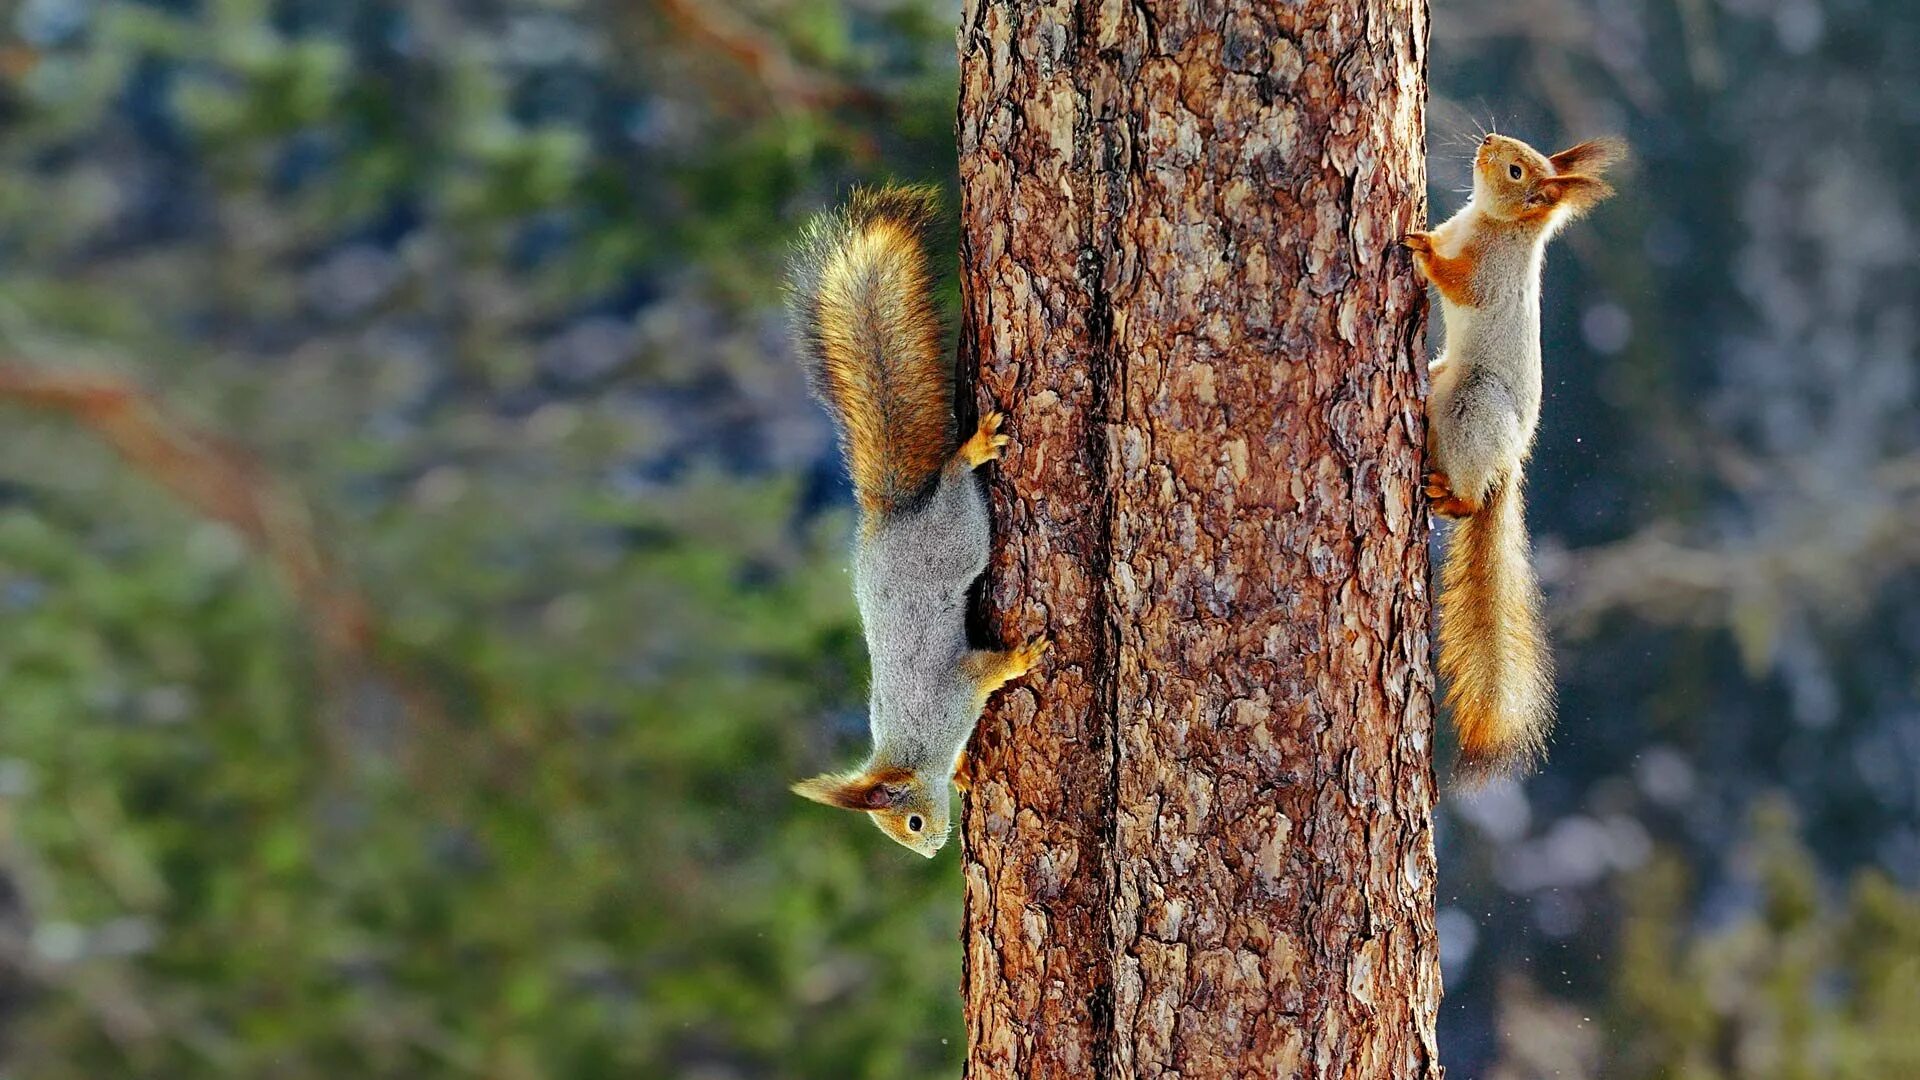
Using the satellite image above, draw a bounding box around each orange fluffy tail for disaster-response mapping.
[788,186,953,520]
[1439,477,1555,783]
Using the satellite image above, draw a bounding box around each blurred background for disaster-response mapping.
[0,0,1912,1077]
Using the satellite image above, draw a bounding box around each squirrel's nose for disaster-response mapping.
[1482,134,1495,145]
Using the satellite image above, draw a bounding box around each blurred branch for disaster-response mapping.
[652,0,873,113]
[0,361,371,658]
[0,360,563,809]
[1546,455,1920,640]
[0,360,498,790]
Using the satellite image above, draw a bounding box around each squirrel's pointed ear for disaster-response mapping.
[1531,174,1615,217]
[1548,137,1625,177]
[791,766,916,811]
[792,772,877,810]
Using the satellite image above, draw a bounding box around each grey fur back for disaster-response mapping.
[854,462,990,769]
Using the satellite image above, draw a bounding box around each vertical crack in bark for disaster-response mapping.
[1073,5,1126,1076]
[1082,190,1126,1080]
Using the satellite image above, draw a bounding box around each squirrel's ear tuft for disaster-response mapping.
[1532,174,1615,217]
[792,772,874,810]
[791,766,917,811]
[1548,137,1625,177]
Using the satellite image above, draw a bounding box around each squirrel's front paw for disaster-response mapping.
[951,749,975,793]
[959,411,1012,469]
[1402,231,1434,253]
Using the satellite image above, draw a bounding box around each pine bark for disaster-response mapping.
[956,2,1439,1077]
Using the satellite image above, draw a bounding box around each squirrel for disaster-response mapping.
[785,184,1047,857]
[1404,132,1622,781]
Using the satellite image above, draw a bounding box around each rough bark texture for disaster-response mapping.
[956,2,1438,1078]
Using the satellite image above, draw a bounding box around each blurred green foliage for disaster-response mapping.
[0,477,965,1078]
[1610,803,1920,1080]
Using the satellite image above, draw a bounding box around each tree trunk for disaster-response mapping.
[956,2,1438,1077]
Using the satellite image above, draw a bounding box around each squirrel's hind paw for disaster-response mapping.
[959,411,1011,469]
[1424,471,1480,518]
[969,635,1051,698]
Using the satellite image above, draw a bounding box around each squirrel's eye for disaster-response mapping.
[907,815,924,832]
[1508,163,1523,180]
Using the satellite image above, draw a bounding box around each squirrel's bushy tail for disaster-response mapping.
[1440,477,1555,783]
[788,185,952,519]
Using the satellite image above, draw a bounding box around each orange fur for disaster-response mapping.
[1439,478,1554,782]
[1407,234,1483,307]
[790,185,953,520]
